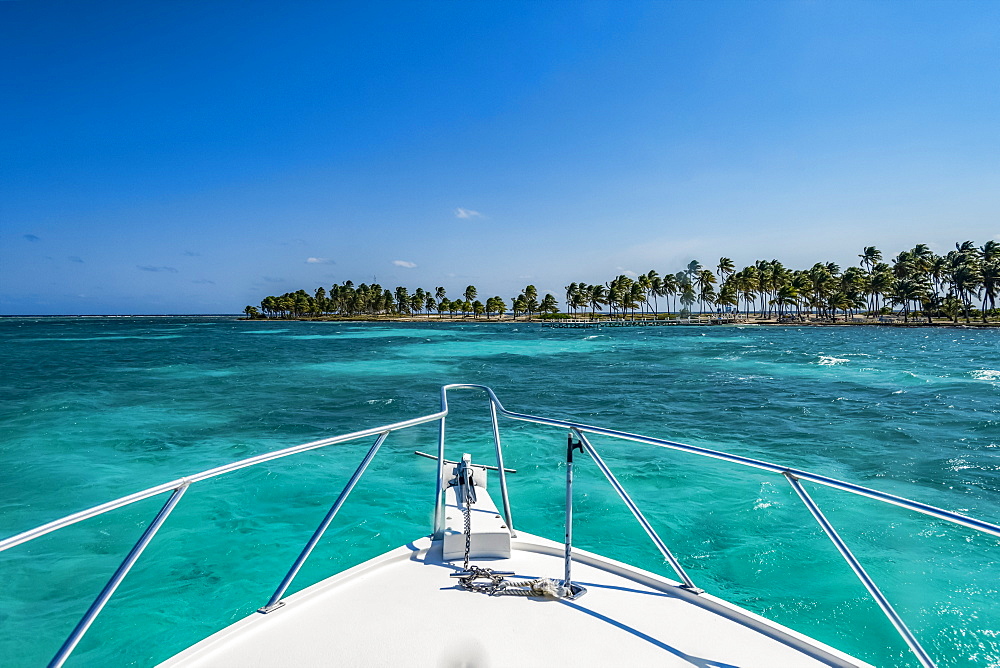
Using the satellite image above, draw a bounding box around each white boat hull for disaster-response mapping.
[159,531,872,668]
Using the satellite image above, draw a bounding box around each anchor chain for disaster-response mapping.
[463,487,472,572]
[450,456,562,597]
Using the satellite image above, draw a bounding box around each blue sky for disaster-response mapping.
[2,1,999,314]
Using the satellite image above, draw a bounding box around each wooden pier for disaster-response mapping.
[544,316,736,328]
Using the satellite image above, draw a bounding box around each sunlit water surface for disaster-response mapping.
[1,317,998,667]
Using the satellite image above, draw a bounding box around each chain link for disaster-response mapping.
[462,495,472,572]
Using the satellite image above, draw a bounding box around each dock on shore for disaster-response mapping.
[544,316,736,328]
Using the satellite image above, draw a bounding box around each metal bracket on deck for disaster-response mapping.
[561,582,588,600]
[257,601,284,614]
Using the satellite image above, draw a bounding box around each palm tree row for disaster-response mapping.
[560,240,1000,324]
[247,240,1000,324]
[248,282,561,320]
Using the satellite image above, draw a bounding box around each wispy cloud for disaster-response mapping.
[24,234,40,242]
[454,208,482,219]
[137,265,178,273]
[262,276,285,283]
[183,250,201,257]
[306,257,335,264]
[192,279,215,284]
[393,260,417,268]
[68,256,85,264]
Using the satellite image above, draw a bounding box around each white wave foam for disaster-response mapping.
[971,369,1000,381]
[817,356,849,365]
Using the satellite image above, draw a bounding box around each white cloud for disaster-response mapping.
[306,257,334,264]
[393,260,417,268]
[454,208,482,219]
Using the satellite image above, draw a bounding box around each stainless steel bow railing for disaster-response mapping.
[2,383,998,668]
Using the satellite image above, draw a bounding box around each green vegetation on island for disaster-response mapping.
[246,240,1000,325]
[246,284,561,321]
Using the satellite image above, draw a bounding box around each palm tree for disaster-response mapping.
[951,263,981,323]
[869,263,893,315]
[627,282,644,319]
[840,267,865,317]
[734,268,757,320]
[540,293,559,317]
[522,285,539,320]
[980,241,1000,321]
[858,246,882,273]
[486,296,505,319]
[464,285,477,304]
[942,294,962,323]
[394,286,410,314]
[278,295,294,318]
[695,270,717,317]
[679,280,696,316]
[805,264,832,319]
[772,285,798,320]
[911,244,934,275]
[564,283,579,316]
[858,247,882,314]
[717,257,735,284]
[494,296,507,319]
[890,278,927,323]
[716,280,738,318]
[512,295,527,320]
[755,261,772,317]
[827,291,851,321]
[587,284,608,319]
[661,273,679,315]
[648,272,664,317]
[637,272,653,316]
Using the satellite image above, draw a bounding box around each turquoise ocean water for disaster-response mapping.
[1,317,998,667]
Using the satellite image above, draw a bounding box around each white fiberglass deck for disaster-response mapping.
[160,532,871,668]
